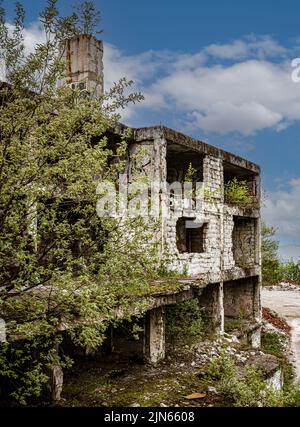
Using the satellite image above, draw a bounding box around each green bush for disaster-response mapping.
[224,178,254,206]
[261,332,284,357]
[206,352,300,407]
[261,223,300,285]
[165,299,203,348]
[279,259,300,282]
[261,332,294,386]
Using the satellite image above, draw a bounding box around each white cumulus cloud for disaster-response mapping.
[263,179,300,260]
[2,22,300,259]
[263,179,300,236]
[4,24,300,137]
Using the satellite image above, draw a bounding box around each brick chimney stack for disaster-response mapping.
[60,34,104,98]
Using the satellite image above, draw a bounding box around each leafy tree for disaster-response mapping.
[261,223,281,285]
[73,1,103,36]
[0,0,161,404]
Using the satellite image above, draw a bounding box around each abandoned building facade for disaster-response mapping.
[61,35,262,367]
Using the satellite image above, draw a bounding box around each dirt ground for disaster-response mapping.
[57,349,222,407]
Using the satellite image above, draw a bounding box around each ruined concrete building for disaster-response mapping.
[63,35,262,366]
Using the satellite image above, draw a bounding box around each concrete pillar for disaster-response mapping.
[219,283,225,335]
[144,307,165,364]
[198,283,224,335]
[45,344,63,401]
[46,362,63,401]
[50,363,63,401]
[253,276,262,323]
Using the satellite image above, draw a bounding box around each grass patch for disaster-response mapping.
[261,332,283,357]
[61,360,212,407]
[224,317,250,335]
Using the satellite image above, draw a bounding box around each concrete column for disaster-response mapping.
[144,307,165,364]
[198,283,224,335]
[219,283,225,335]
[45,345,63,401]
[253,276,262,323]
[48,363,63,401]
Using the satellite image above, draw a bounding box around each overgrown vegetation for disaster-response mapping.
[165,300,203,349]
[206,352,300,407]
[0,0,164,404]
[280,260,300,282]
[262,223,282,285]
[261,332,294,387]
[224,314,250,335]
[224,178,254,206]
[262,223,300,285]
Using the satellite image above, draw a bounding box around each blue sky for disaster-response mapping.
[3,0,300,259]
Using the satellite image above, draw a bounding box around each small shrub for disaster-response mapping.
[184,163,197,183]
[206,352,300,407]
[224,178,254,206]
[279,259,300,283]
[206,352,281,407]
[165,299,203,349]
[261,332,284,358]
[261,332,294,387]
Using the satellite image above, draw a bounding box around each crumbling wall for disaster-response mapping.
[59,34,104,97]
[166,213,222,276]
[223,276,261,321]
[223,214,235,270]
[232,217,257,268]
[198,283,224,333]
[203,156,223,200]
[164,154,224,277]
[223,212,259,272]
[122,133,262,360]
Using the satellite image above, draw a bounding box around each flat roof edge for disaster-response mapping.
[133,125,260,174]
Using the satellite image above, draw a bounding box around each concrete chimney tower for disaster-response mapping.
[60,34,104,98]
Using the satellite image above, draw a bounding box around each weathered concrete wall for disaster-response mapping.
[123,128,262,360]
[203,156,223,199]
[166,212,222,277]
[223,277,261,321]
[60,34,104,97]
[232,217,257,267]
[198,283,224,334]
